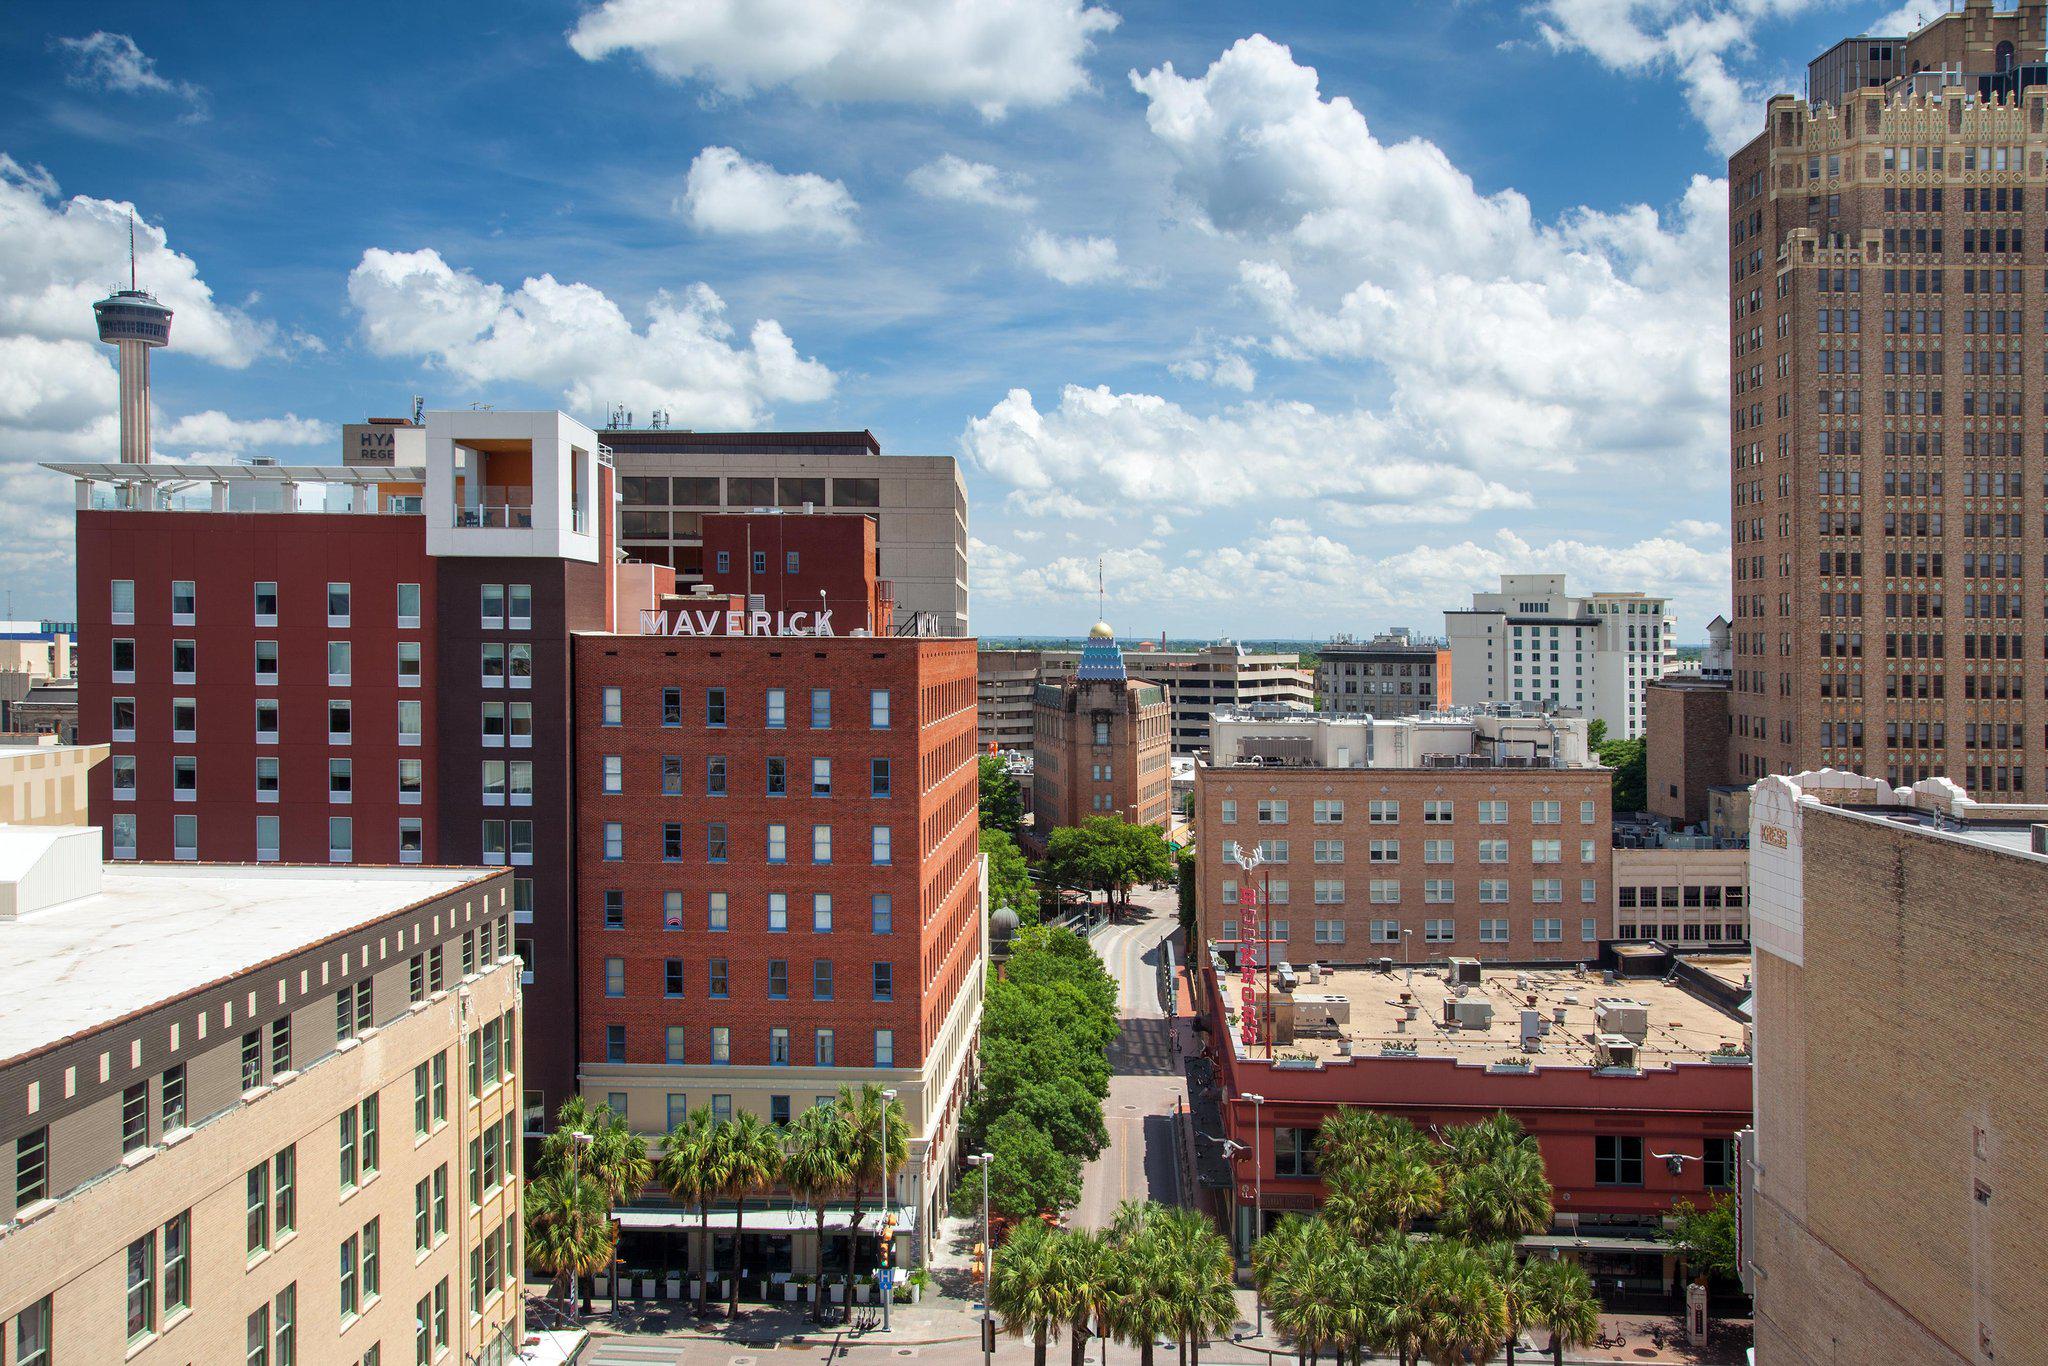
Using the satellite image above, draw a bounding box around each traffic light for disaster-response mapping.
[970,1241,986,1283]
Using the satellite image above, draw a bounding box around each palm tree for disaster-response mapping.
[1521,1258,1600,1366]
[1413,1240,1508,1366]
[1479,1243,1536,1366]
[1251,1214,1338,1299]
[1440,1146,1553,1245]
[1264,1237,1345,1366]
[713,1112,785,1318]
[1436,1112,1534,1171]
[1152,1207,1238,1366]
[837,1083,909,1302]
[1105,1205,1179,1366]
[1365,1235,1432,1366]
[525,1169,615,1312]
[657,1106,719,1303]
[781,1103,855,1320]
[989,1219,1068,1366]
[1052,1228,1111,1366]
[546,1095,653,1206]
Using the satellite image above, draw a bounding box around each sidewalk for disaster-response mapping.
[571,1291,987,1348]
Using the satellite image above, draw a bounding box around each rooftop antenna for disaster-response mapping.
[128,211,137,291]
[1097,555,1105,624]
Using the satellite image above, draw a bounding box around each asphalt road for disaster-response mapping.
[1073,885,1189,1230]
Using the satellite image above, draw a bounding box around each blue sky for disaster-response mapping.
[0,0,1938,637]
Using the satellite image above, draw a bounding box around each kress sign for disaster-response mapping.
[638,607,837,638]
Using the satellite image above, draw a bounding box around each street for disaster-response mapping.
[1073,884,1189,1230]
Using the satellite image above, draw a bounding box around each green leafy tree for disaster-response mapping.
[1176,848,1197,943]
[983,827,1037,925]
[1586,719,1608,748]
[989,1219,1069,1366]
[985,1112,1084,1219]
[980,753,1024,836]
[542,1096,654,1207]
[1664,1196,1738,1282]
[1522,1257,1601,1366]
[781,1104,855,1321]
[658,1105,721,1293]
[1413,1240,1509,1366]
[524,1169,616,1312]
[1597,736,1646,813]
[1045,815,1172,910]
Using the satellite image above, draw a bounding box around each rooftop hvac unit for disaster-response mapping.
[1594,1034,1640,1069]
[1443,998,1494,1030]
[1594,999,1650,1042]
[1519,1009,1546,1051]
[1447,956,1482,986]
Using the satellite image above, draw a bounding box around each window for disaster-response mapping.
[605,1025,626,1064]
[122,1081,148,1152]
[1532,917,1564,942]
[1423,879,1454,904]
[1274,1127,1319,1177]
[600,686,622,727]
[162,1062,187,1133]
[1595,1135,1644,1186]
[1257,799,1289,824]
[1423,839,1453,863]
[247,1161,273,1255]
[767,825,787,864]
[340,1109,359,1190]
[870,758,891,797]
[127,1231,156,1340]
[362,1217,381,1303]
[14,1297,50,1366]
[1531,801,1561,825]
[274,1284,297,1366]
[341,1232,360,1320]
[870,689,891,728]
[15,1125,47,1206]
[1478,839,1508,864]
[1479,918,1510,943]
[327,582,352,626]
[1580,800,1597,824]
[397,581,421,626]
[1530,839,1561,863]
[1312,919,1345,944]
[249,1306,270,1366]
[1478,800,1507,824]
[810,688,832,728]
[604,822,623,860]
[770,1027,791,1065]
[872,962,894,1001]
[766,688,786,728]
[711,1026,731,1064]
[1532,880,1564,904]
[1703,1136,1735,1190]
[171,639,196,681]
[769,959,790,998]
[111,576,136,621]
[1423,800,1454,823]
[766,757,787,796]
[815,1029,837,1066]
[812,757,832,796]
[271,1016,292,1075]
[813,892,833,931]
[255,639,280,681]
[1368,800,1399,823]
[873,894,893,934]
[1424,918,1455,943]
[604,956,625,997]
[874,1029,894,1067]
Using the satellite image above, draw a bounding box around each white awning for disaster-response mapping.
[614,1207,916,1234]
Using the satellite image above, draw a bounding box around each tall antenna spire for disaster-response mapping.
[128,211,137,292]
[1097,555,1105,623]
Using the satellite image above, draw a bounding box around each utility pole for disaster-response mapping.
[968,1151,996,1366]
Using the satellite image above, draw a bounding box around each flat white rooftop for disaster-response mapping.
[0,861,497,1066]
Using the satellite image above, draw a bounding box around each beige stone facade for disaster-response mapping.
[1747,771,2048,1364]
[1728,0,2048,797]
[1610,838,1749,945]
[0,743,102,827]
[0,860,521,1366]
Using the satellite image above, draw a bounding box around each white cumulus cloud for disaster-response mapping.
[1129,36,1727,484]
[678,146,859,242]
[907,155,1036,211]
[568,0,1120,118]
[346,246,835,427]
[1021,230,1125,285]
[1528,0,1830,154]
[55,31,208,118]
[0,155,289,610]
[158,411,330,460]
[962,384,1530,524]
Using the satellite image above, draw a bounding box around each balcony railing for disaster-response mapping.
[455,486,533,529]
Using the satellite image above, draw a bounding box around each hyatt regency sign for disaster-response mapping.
[639,607,836,637]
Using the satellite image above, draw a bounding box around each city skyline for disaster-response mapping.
[0,2,1941,638]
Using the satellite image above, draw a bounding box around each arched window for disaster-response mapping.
[1997,40,2015,73]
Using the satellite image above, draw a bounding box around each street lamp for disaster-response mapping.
[1401,927,1414,985]
[1240,1092,1266,1338]
[967,1151,996,1366]
[878,1088,899,1332]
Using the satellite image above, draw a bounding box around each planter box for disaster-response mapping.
[639,1277,657,1300]
[829,1284,846,1304]
[666,1274,683,1299]
[855,1284,872,1304]
[784,1284,806,1303]
[594,1275,610,1298]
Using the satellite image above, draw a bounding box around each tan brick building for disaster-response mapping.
[1030,622,1172,833]
[1746,770,2048,1363]
[1727,0,2048,796]
[1644,676,1730,826]
[1193,709,1611,963]
[0,841,522,1366]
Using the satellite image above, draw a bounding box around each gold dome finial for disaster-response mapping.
[1089,620,1114,639]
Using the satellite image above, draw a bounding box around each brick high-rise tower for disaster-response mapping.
[1729,0,2048,796]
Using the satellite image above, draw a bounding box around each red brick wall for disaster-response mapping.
[571,633,979,1071]
[699,512,882,633]
[75,509,438,864]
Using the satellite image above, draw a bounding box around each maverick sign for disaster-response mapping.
[639,606,836,637]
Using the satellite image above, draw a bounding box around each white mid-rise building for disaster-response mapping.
[1445,575,1676,738]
